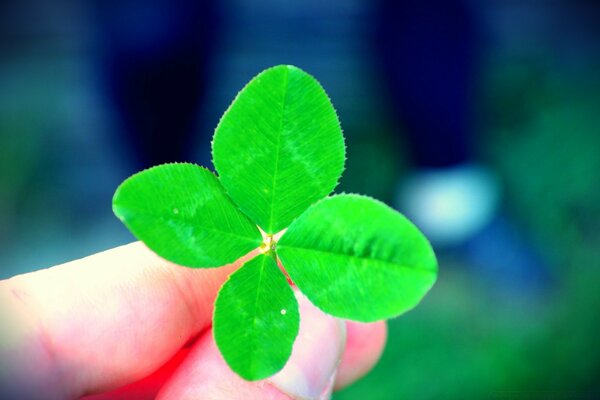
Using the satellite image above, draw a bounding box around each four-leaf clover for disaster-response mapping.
[112,65,437,381]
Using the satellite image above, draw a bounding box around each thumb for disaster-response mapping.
[157,292,346,400]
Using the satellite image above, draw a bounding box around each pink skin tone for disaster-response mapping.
[0,242,386,399]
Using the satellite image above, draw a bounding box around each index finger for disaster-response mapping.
[0,242,247,399]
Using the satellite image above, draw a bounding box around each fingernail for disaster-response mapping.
[269,292,346,400]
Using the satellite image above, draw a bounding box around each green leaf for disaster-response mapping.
[214,253,299,380]
[277,194,437,322]
[212,65,345,234]
[113,163,262,268]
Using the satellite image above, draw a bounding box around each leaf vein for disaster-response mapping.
[121,207,260,244]
[267,67,289,232]
[280,245,436,274]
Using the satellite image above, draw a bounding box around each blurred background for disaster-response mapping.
[1,0,599,398]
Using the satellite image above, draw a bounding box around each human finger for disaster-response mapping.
[0,242,249,399]
[334,320,387,390]
[157,292,344,400]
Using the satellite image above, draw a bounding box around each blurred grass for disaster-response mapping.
[0,66,61,243]
[336,61,600,399]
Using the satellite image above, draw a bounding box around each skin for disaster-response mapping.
[0,242,386,399]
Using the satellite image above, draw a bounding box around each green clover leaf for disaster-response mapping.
[212,65,345,234]
[113,65,437,381]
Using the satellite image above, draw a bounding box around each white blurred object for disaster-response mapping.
[398,164,501,247]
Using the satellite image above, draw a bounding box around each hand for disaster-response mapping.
[0,242,386,399]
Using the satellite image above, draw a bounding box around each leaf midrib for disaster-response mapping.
[267,67,290,233]
[278,245,436,274]
[116,205,260,244]
[248,256,268,376]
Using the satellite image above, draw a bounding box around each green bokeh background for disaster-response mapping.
[1,1,599,398]
[338,62,600,399]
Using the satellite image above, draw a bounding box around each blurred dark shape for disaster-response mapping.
[375,0,478,168]
[96,0,219,170]
[374,0,550,294]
